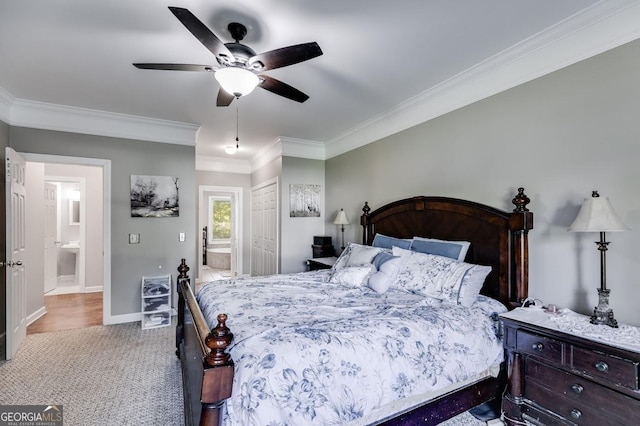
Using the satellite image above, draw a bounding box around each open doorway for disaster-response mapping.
[20,153,110,332]
[198,185,242,283]
[42,177,86,295]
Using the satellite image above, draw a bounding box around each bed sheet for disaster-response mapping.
[197,270,506,425]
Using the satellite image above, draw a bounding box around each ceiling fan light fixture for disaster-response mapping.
[215,67,259,98]
[224,145,238,155]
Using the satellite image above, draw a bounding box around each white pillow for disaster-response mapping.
[458,265,492,307]
[368,256,402,293]
[392,246,414,257]
[329,264,376,287]
[393,249,474,303]
[393,246,491,305]
[346,244,383,266]
[332,242,356,271]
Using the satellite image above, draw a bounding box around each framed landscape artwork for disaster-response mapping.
[131,175,179,218]
[289,184,321,217]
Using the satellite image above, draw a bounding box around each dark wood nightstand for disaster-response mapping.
[306,257,336,271]
[501,308,640,425]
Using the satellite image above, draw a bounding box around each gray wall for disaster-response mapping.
[326,38,640,327]
[196,170,251,276]
[0,119,9,358]
[9,127,196,318]
[281,157,326,273]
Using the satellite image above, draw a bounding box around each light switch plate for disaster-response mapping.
[129,233,140,244]
[179,232,185,242]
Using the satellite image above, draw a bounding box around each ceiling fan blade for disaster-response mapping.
[249,42,322,72]
[133,63,215,72]
[216,88,235,107]
[168,7,235,64]
[259,75,309,103]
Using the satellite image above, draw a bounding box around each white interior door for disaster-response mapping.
[229,192,237,277]
[43,182,58,293]
[251,188,263,276]
[5,147,27,359]
[251,180,278,276]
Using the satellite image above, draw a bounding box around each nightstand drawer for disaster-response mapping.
[526,359,640,425]
[516,329,563,364]
[571,346,639,390]
[525,379,612,426]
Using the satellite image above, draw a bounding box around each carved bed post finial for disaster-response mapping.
[362,201,370,216]
[178,258,190,279]
[509,188,534,308]
[512,188,530,212]
[204,313,234,367]
[361,202,371,245]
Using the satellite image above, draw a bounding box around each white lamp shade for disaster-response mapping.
[214,67,259,97]
[568,194,629,232]
[333,209,350,225]
[224,145,237,155]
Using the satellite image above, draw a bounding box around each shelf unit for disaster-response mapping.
[141,274,171,329]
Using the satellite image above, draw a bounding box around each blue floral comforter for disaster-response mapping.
[197,270,506,425]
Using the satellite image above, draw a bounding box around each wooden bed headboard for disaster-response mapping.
[361,188,533,310]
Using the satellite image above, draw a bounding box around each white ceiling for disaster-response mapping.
[1,1,639,169]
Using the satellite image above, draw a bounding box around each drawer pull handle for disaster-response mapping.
[570,409,582,420]
[595,361,609,373]
[571,384,584,394]
[532,342,544,351]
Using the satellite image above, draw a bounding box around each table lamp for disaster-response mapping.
[568,191,629,327]
[333,208,350,252]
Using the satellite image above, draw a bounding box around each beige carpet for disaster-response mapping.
[0,322,183,426]
[0,322,490,426]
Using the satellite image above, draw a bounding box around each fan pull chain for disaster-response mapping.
[235,107,239,149]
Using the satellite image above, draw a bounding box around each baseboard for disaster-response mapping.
[27,306,47,325]
[84,286,103,293]
[103,312,141,325]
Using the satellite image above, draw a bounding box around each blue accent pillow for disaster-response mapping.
[372,234,412,250]
[410,237,470,261]
[372,251,396,270]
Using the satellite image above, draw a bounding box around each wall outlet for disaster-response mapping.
[129,233,140,244]
[179,232,185,242]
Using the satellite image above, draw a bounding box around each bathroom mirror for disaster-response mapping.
[69,200,80,225]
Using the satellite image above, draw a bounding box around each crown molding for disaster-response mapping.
[197,137,324,173]
[250,137,282,172]
[5,96,200,145]
[280,137,326,160]
[0,86,14,123]
[325,0,640,159]
[196,154,252,174]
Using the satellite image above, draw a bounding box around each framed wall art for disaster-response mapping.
[130,175,179,218]
[289,184,320,217]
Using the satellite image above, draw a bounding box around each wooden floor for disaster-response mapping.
[27,292,103,334]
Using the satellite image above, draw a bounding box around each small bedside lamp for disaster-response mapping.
[568,191,629,327]
[333,208,350,252]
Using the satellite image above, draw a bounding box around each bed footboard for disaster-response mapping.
[176,259,234,426]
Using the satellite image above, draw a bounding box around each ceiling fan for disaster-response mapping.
[134,7,323,106]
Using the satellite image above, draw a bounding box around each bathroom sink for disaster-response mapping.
[61,242,80,254]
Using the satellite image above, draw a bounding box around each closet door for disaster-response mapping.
[251,179,278,276]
